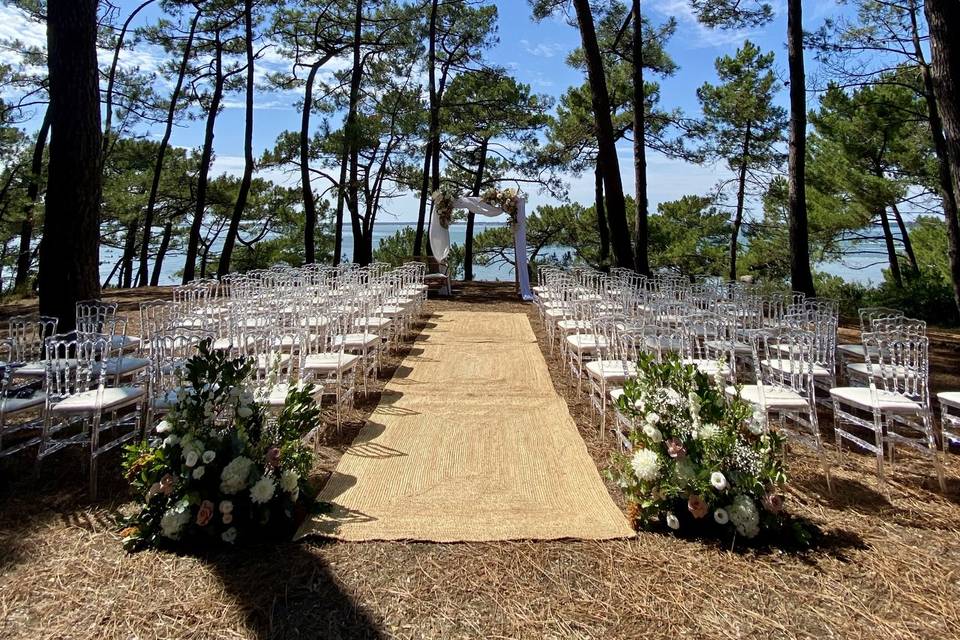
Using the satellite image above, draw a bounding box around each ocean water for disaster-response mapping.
[100,222,887,286]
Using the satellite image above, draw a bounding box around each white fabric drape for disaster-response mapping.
[429,196,534,300]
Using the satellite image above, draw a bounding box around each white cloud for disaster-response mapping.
[520,39,566,59]
[649,0,764,49]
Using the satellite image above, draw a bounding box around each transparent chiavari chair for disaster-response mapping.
[680,312,733,381]
[302,310,359,432]
[41,332,147,496]
[146,330,213,426]
[829,329,944,491]
[0,315,58,458]
[728,328,832,488]
[585,315,638,436]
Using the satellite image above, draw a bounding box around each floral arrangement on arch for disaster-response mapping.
[480,187,520,225]
[432,189,456,229]
[607,353,790,541]
[120,340,319,550]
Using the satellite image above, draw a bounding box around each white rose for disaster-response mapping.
[221,527,238,544]
[192,465,205,480]
[714,508,729,525]
[219,500,234,514]
[202,450,216,464]
[665,513,680,530]
[710,471,728,491]
[645,412,661,426]
[184,450,199,468]
[642,423,663,443]
[222,513,233,524]
[155,420,172,434]
[163,434,180,448]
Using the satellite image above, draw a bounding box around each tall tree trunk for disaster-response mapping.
[413,140,432,257]
[15,109,51,291]
[102,0,156,166]
[120,217,138,288]
[889,203,918,275]
[150,220,173,286]
[878,207,903,287]
[572,0,634,269]
[301,60,322,264]
[595,162,610,268]
[40,0,102,332]
[414,0,439,259]
[333,142,349,265]
[631,0,649,275]
[730,125,751,282]
[464,137,489,281]
[218,0,256,277]
[137,7,200,287]
[786,0,815,296]
[923,0,960,313]
[346,0,367,264]
[183,28,225,284]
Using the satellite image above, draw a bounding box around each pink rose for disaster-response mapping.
[687,494,709,519]
[762,493,784,514]
[666,438,687,459]
[196,500,215,527]
[265,447,281,469]
[222,513,233,525]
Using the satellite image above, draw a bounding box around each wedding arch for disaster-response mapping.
[429,189,534,300]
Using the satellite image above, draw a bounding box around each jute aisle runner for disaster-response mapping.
[296,310,635,542]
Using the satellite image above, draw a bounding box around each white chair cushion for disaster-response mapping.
[829,386,922,413]
[705,339,752,355]
[355,317,392,329]
[564,334,607,353]
[1,391,46,414]
[303,353,360,373]
[682,359,731,378]
[110,335,141,351]
[726,384,810,411]
[585,360,637,381]
[96,357,150,377]
[762,358,832,378]
[52,386,145,413]
[332,333,380,349]
[937,391,960,410]
[556,319,592,331]
[151,389,180,411]
[845,363,917,380]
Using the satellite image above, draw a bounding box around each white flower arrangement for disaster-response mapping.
[480,187,520,225]
[432,189,456,229]
[121,340,319,550]
[608,352,791,543]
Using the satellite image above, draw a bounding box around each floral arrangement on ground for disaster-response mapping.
[121,340,320,550]
[480,187,519,225]
[608,353,804,544]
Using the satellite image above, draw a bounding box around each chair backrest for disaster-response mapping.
[857,306,903,334]
[861,329,930,405]
[45,332,110,401]
[76,300,118,335]
[7,315,59,364]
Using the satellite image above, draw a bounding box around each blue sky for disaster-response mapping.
[1,0,847,222]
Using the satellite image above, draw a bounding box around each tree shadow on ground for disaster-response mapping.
[203,540,385,640]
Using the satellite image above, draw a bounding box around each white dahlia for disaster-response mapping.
[250,475,276,504]
[631,448,661,482]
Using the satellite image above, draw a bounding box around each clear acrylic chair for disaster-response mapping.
[41,332,147,497]
[829,329,944,491]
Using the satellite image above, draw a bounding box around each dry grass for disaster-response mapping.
[1,282,959,640]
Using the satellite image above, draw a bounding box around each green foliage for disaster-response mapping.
[607,353,790,542]
[649,196,729,277]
